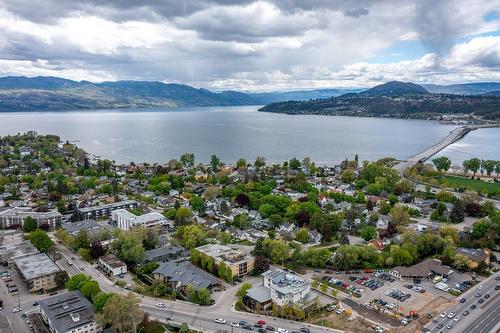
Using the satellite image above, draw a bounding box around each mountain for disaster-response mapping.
[249,88,365,103]
[422,82,500,95]
[0,76,261,111]
[359,81,429,96]
[259,81,500,120]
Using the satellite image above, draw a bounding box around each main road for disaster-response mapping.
[425,271,500,333]
[52,240,343,333]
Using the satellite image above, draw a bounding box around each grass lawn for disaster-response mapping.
[441,175,500,193]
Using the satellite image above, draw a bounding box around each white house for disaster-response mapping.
[112,209,171,231]
[98,254,127,276]
[261,269,316,308]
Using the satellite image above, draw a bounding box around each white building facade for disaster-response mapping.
[112,209,169,231]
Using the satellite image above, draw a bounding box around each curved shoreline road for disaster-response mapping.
[52,240,343,333]
[393,123,499,174]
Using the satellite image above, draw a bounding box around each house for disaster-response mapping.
[74,200,138,220]
[252,269,317,309]
[277,222,295,233]
[39,290,101,333]
[308,230,322,245]
[390,258,453,280]
[112,209,171,231]
[97,254,127,277]
[0,207,62,229]
[19,146,33,157]
[367,239,384,252]
[144,245,189,263]
[153,261,219,291]
[456,248,491,270]
[195,244,255,277]
[244,285,272,311]
[13,253,61,292]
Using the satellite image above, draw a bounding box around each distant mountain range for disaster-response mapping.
[0,76,499,115]
[259,81,500,120]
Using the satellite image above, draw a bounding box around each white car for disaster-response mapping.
[335,308,345,314]
[277,329,288,333]
[155,303,166,308]
[440,312,446,318]
[453,316,460,322]
[214,318,226,324]
[230,322,239,327]
[478,285,483,290]
[401,319,408,326]
[447,312,455,318]
[374,327,384,333]
[12,307,21,313]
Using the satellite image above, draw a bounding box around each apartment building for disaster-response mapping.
[13,253,61,292]
[0,207,62,229]
[195,244,255,278]
[74,200,138,220]
[111,209,171,231]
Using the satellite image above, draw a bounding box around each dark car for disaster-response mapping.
[258,329,266,333]
[470,304,476,309]
[460,298,466,303]
[495,276,500,281]
[495,285,500,291]
[266,326,275,331]
[484,294,490,299]
[462,310,469,316]
[437,324,444,329]
[300,328,310,333]
[478,298,484,304]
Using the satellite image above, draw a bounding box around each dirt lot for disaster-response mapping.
[313,314,376,333]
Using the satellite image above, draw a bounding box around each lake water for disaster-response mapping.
[0,106,496,165]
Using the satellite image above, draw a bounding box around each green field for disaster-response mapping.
[441,175,500,193]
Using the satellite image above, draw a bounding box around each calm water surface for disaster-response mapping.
[0,106,493,165]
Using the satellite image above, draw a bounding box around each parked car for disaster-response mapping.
[215,318,226,324]
[155,303,166,308]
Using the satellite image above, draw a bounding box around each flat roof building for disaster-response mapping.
[261,268,316,308]
[153,261,219,291]
[111,209,170,231]
[195,244,255,277]
[13,253,61,292]
[61,220,105,236]
[75,200,138,220]
[0,207,62,229]
[39,290,101,333]
[144,245,188,263]
[97,254,127,277]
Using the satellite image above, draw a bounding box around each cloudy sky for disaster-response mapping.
[0,0,499,91]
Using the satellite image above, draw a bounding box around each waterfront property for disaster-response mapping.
[74,200,138,220]
[0,207,62,229]
[97,254,127,277]
[39,290,100,333]
[153,261,219,291]
[13,253,61,292]
[195,244,255,278]
[111,209,171,231]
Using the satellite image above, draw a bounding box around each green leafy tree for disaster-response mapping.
[186,285,198,304]
[22,216,38,233]
[210,155,220,172]
[197,288,211,305]
[98,293,144,333]
[66,273,91,291]
[180,153,195,168]
[113,233,145,265]
[463,158,481,177]
[236,283,252,300]
[295,228,310,244]
[179,323,189,333]
[80,280,101,300]
[236,158,247,169]
[93,292,113,313]
[175,207,193,226]
[189,196,205,214]
[29,229,54,252]
[360,225,377,241]
[390,204,409,225]
[340,169,356,184]
[432,156,451,173]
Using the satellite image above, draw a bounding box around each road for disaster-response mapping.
[425,271,499,333]
[52,241,343,333]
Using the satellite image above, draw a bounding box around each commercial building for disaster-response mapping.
[97,254,127,277]
[144,245,188,263]
[0,207,62,229]
[195,244,255,277]
[111,209,171,231]
[390,258,454,280]
[74,200,138,220]
[246,269,316,309]
[153,261,219,291]
[61,220,105,236]
[39,290,101,333]
[13,253,61,292]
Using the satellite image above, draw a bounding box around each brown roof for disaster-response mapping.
[392,258,453,278]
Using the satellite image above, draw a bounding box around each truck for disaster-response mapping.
[435,282,450,292]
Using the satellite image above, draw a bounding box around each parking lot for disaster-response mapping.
[318,270,460,321]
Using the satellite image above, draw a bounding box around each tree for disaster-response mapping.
[178,224,206,249]
[235,192,250,207]
[210,155,220,172]
[360,225,377,241]
[481,160,496,177]
[289,157,301,170]
[232,213,250,229]
[189,195,205,213]
[186,285,198,303]
[432,156,451,173]
[340,169,356,184]
[295,228,310,244]
[179,323,189,333]
[254,156,266,168]
[29,229,54,252]
[54,270,69,287]
[74,229,90,250]
[463,158,481,177]
[180,153,195,168]
[197,288,211,305]
[80,280,101,300]
[98,293,144,333]
[66,273,90,291]
[236,282,252,300]
[390,204,409,225]
[93,292,113,313]
[253,255,270,275]
[113,233,145,266]
[175,207,193,226]
[449,201,465,223]
[320,282,328,293]
[236,158,247,169]
[22,216,38,233]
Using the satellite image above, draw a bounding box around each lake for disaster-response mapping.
[0,106,496,165]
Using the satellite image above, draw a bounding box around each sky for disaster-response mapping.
[0,0,499,91]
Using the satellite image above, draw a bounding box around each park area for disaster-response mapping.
[439,175,500,193]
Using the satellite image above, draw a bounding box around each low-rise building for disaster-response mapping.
[13,253,61,292]
[61,220,105,236]
[0,207,62,229]
[97,254,127,277]
[74,200,138,220]
[390,258,454,280]
[39,290,101,333]
[144,245,188,263]
[111,209,170,231]
[456,248,491,270]
[195,244,255,278]
[153,261,219,291]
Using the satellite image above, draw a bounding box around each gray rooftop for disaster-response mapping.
[246,285,272,303]
[61,220,104,236]
[262,268,310,295]
[14,253,60,280]
[0,241,39,262]
[456,248,488,261]
[144,245,187,262]
[195,244,252,265]
[39,291,96,333]
[153,261,218,290]
[77,200,137,213]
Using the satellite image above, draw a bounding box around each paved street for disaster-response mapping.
[52,241,343,333]
[425,271,500,333]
